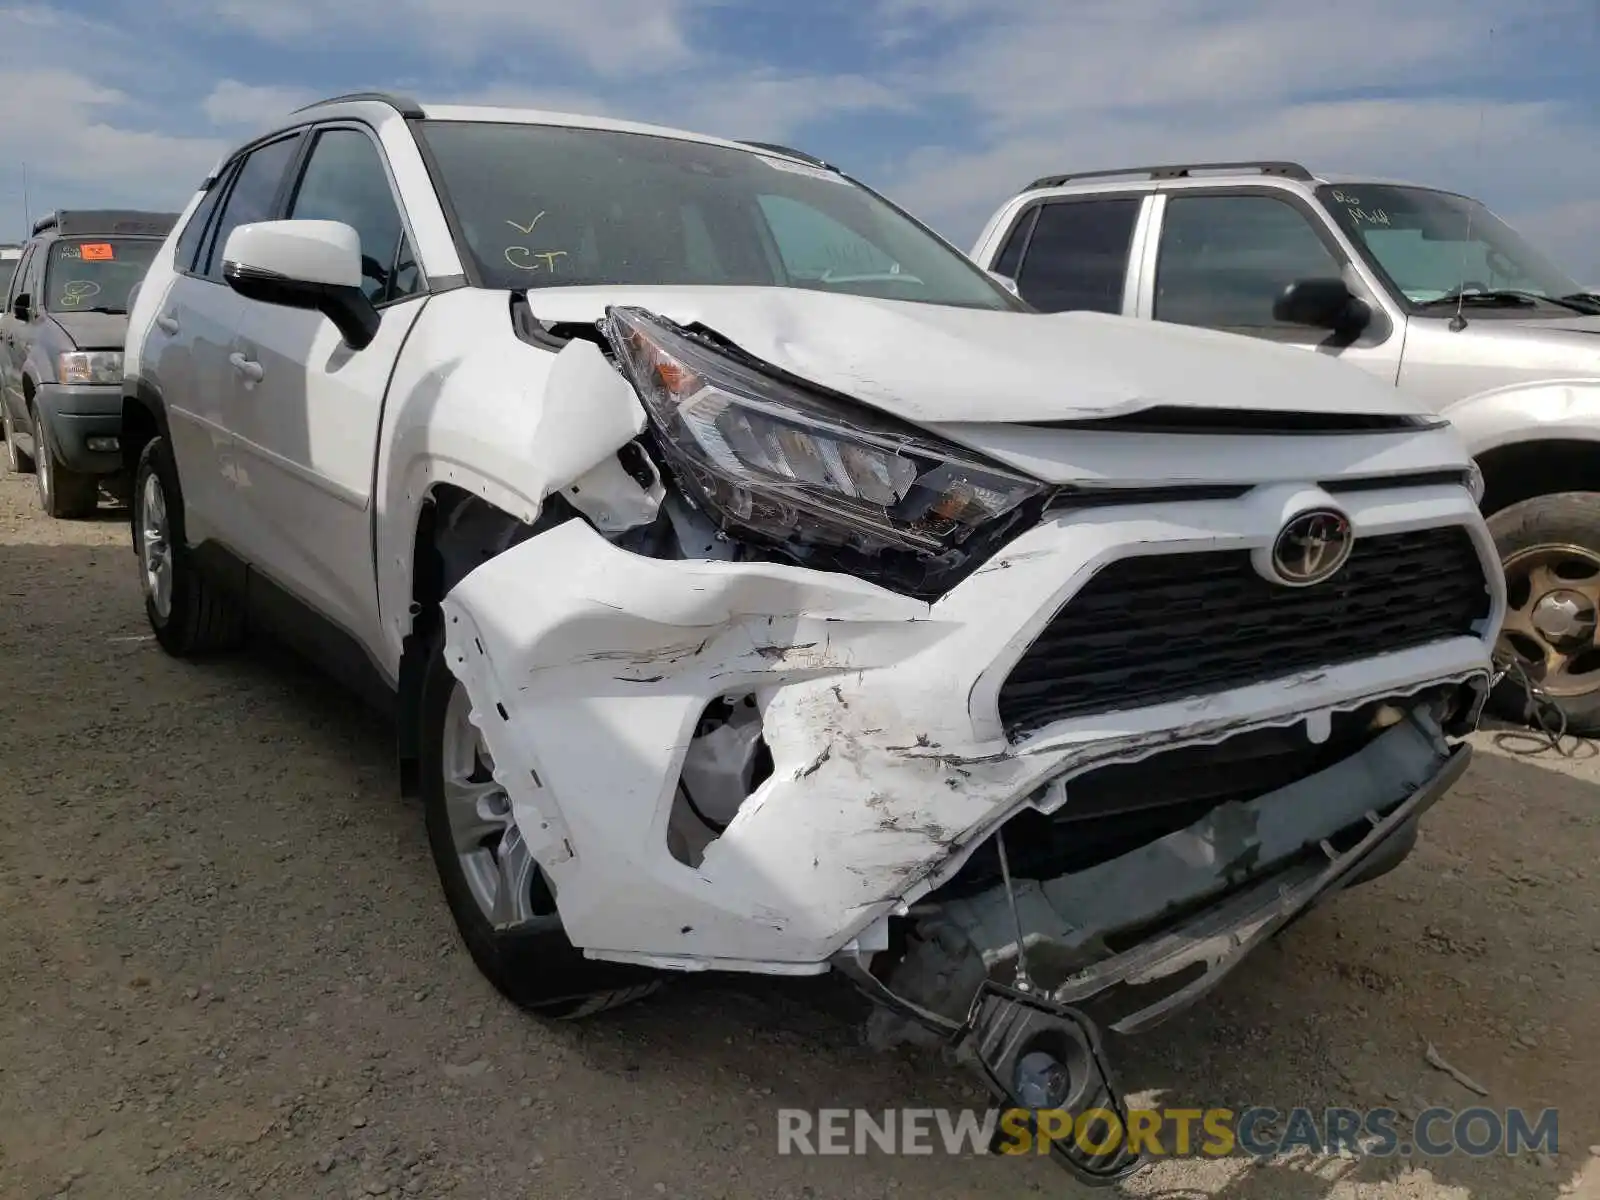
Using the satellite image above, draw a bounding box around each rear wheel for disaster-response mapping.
[418,633,659,1018]
[34,413,98,518]
[133,436,244,656]
[1487,491,1600,735]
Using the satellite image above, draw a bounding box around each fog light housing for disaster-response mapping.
[86,436,119,452]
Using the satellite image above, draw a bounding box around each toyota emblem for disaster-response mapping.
[1269,509,1353,586]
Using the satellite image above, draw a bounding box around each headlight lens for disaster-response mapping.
[605,306,1045,558]
[57,351,123,386]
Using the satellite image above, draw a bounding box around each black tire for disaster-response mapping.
[1486,491,1600,735]
[132,436,245,657]
[418,632,659,1019]
[34,412,98,518]
[3,403,34,474]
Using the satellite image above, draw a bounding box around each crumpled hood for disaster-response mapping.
[48,311,128,351]
[520,285,1433,427]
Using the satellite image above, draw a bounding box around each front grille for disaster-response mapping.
[997,525,1489,734]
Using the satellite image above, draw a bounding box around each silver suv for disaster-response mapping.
[972,161,1600,731]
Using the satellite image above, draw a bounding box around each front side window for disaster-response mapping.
[1011,198,1142,314]
[201,134,303,281]
[42,238,162,314]
[414,121,1019,310]
[288,127,420,305]
[9,244,37,308]
[1316,183,1586,313]
[1154,193,1345,334]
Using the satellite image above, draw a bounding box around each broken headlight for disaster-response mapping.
[606,306,1045,559]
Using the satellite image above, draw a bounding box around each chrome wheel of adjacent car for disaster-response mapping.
[1,408,27,473]
[34,419,53,503]
[138,470,174,622]
[1487,491,1600,735]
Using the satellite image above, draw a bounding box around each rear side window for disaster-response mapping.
[199,134,303,281]
[1154,193,1345,333]
[1012,198,1141,313]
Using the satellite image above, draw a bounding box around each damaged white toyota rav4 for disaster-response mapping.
[122,93,1502,1182]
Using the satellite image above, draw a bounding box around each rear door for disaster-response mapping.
[151,131,305,548]
[1142,187,1404,383]
[978,193,1151,315]
[225,121,429,659]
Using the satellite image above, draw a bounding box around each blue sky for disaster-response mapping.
[2,0,1596,278]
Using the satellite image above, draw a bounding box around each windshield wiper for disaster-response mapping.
[59,305,127,315]
[1417,289,1598,315]
[807,268,926,287]
[1416,290,1537,309]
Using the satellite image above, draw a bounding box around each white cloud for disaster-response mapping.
[669,71,915,142]
[202,81,318,128]
[167,0,696,75]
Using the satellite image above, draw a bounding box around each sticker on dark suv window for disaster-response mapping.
[80,243,115,261]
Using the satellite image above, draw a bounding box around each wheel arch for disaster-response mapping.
[1475,436,1600,518]
[394,483,577,794]
[121,380,174,480]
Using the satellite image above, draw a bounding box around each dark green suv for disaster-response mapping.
[1,209,176,516]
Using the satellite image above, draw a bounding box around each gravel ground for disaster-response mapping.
[2,463,1598,1200]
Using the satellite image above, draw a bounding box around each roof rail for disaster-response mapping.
[290,91,425,119]
[31,210,179,238]
[737,140,836,171]
[1025,160,1314,190]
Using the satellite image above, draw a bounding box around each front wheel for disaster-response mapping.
[34,414,98,518]
[1487,491,1600,735]
[132,437,244,657]
[418,633,659,1019]
[3,403,34,474]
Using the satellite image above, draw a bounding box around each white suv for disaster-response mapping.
[122,94,1500,1182]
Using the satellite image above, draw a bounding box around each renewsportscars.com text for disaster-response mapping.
[777,1106,1559,1159]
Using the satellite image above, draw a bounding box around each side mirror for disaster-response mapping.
[1272,277,1371,336]
[221,220,380,350]
[987,270,1021,297]
[11,292,31,321]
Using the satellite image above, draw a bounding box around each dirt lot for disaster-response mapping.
[1,464,1597,1200]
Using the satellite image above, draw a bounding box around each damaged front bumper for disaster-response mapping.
[439,474,1499,976]
[847,722,1472,1186]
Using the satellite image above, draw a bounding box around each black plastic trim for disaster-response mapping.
[736,140,835,170]
[291,91,425,119]
[1022,407,1441,434]
[189,540,399,718]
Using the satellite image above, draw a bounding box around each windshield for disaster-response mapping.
[416,121,1018,310]
[42,237,161,314]
[1316,184,1582,310]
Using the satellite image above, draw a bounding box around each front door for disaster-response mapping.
[1142,189,1405,386]
[0,243,37,435]
[226,123,427,663]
